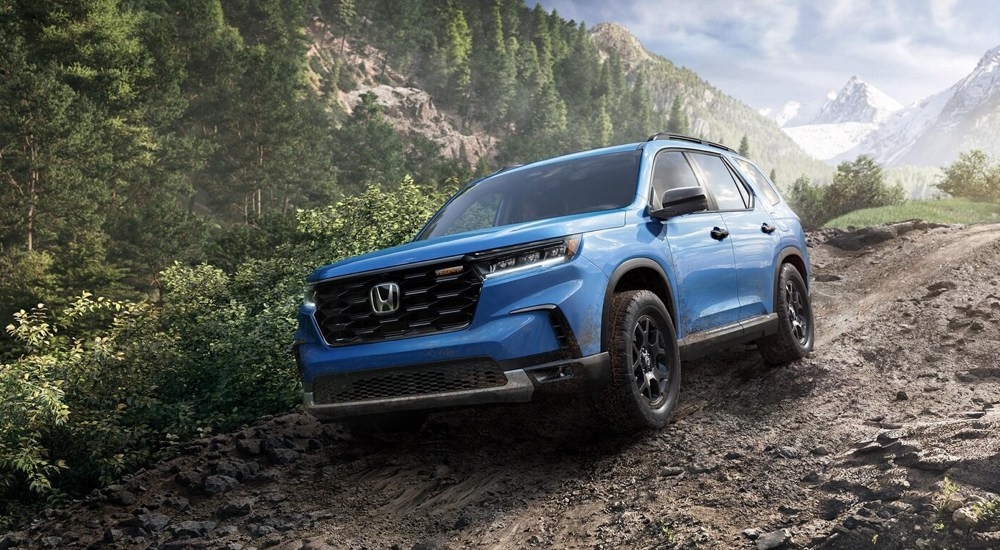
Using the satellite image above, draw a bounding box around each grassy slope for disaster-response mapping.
[824,198,1000,228]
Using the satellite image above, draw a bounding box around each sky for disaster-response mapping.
[533,0,1000,111]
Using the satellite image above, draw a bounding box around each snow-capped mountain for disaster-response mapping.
[760,97,825,128]
[811,76,902,125]
[839,45,1000,167]
[775,77,902,162]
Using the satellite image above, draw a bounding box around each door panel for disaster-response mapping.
[722,208,779,318]
[663,212,740,338]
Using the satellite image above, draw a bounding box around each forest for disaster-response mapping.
[0,0,710,526]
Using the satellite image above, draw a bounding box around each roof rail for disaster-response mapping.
[645,133,737,154]
[494,164,522,174]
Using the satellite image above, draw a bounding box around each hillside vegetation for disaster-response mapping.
[0,0,975,530]
[824,198,1000,228]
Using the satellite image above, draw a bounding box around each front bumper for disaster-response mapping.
[300,352,610,420]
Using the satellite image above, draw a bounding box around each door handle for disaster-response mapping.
[761,223,777,234]
[710,227,729,240]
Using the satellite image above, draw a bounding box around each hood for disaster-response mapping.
[307,209,627,282]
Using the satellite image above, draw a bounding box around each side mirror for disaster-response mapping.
[649,186,709,220]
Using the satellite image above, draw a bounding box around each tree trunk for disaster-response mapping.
[27,135,38,252]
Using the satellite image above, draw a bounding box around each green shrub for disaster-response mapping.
[0,177,449,527]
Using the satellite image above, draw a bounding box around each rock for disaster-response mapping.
[166,496,191,512]
[237,439,263,456]
[771,444,802,457]
[174,471,203,488]
[104,528,124,543]
[660,466,685,477]
[215,458,260,481]
[344,86,496,167]
[106,485,137,506]
[941,495,966,514]
[133,512,171,532]
[40,536,63,548]
[953,507,978,530]
[896,390,908,401]
[688,462,719,474]
[815,274,842,282]
[217,498,255,519]
[811,446,832,456]
[301,539,337,550]
[874,479,910,501]
[852,441,885,455]
[200,474,240,495]
[170,520,217,538]
[756,528,790,550]
[742,528,761,540]
[826,227,897,251]
[912,452,960,472]
[267,448,301,465]
[0,532,27,550]
[843,513,882,530]
[926,281,958,294]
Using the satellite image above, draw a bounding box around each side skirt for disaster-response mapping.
[677,313,779,360]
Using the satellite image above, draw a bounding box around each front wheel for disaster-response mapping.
[595,290,681,432]
[757,263,815,365]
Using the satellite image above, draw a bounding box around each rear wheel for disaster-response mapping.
[595,290,681,432]
[757,263,815,365]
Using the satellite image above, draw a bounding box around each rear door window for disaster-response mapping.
[687,153,751,211]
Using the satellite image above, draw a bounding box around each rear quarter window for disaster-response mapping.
[736,159,783,206]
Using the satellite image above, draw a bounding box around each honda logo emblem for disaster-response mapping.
[370,282,400,314]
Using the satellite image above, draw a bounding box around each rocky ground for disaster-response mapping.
[3,221,1000,550]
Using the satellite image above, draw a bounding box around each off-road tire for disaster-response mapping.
[757,263,815,365]
[595,290,681,432]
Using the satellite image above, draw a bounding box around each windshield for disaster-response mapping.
[416,150,641,240]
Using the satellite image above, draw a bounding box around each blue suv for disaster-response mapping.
[294,134,814,432]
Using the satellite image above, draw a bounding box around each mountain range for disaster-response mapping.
[771,46,1000,168]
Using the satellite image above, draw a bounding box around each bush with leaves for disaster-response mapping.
[826,155,904,220]
[0,297,179,527]
[788,175,826,229]
[788,156,904,228]
[937,149,1000,201]
[297,175,450,262]
[1,306,70,527]
[0,176,449,527]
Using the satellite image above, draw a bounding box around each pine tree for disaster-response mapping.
[439,4,473,112]
[738,135,751,157]
[666,96,690,134]
[331,92,405,193]
[624,72,654,140]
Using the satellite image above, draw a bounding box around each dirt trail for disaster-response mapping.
[4,222,1000,550]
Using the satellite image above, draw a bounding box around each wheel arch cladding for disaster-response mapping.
[774,249,809,305]
[602,260,676,351]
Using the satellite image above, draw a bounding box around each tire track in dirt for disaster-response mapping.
[812,223,1000,346]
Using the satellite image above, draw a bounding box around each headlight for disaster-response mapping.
[474,236,581,278]
[302,284,316,308]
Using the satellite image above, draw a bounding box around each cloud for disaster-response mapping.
[929,0,959,30]
[535,0,1000,108]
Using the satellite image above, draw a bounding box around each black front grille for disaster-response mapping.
[313,260,483,346]
[312,360,507,404]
